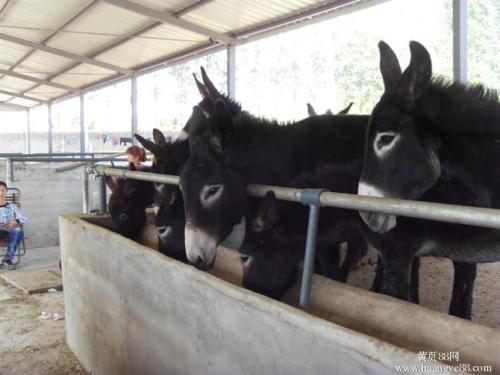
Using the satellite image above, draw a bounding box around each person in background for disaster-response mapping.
[125,146,148,171]
[0,181,27,270]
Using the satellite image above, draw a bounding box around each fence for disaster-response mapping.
[91,165,500,309]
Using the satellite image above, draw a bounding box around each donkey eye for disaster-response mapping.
[377,134,395,148]
[374,131,399,156]
[207,185,220,197]
[200,184,224,207]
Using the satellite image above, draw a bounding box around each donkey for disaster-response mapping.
[180,99,369,270]
[241,161,369,299]
[307,102,353,116]
[357,40,500,318]
[106,163,154,240]
[133,68,244,261]
[135,130,190,261]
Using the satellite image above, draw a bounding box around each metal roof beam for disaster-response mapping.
[100,0,234,44]
[0,88,48,104]
[0,31,133,75]
[0,68,77,92]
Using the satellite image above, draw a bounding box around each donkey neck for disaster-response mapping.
[420,80,500,136]
[229,114,368,185]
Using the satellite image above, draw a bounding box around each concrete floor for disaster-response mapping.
[0,246,86,375]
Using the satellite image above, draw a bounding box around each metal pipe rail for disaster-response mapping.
[93,165,500,308]
[95,166,500,230]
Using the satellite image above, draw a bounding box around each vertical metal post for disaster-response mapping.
[227,44,236,99]
[48,103,53,154]
[298,189,325,309]
[453,0,467,83]
[6,158,14,182]
[131,74,138,144]
[25,108,31,154]
[80,93,85,154]
[99,174,107,214]
[82,167,90,213]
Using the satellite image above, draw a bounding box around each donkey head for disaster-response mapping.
[107,163,148,239]
[358,41,441,233]
[135,130,189,261]
[180,102,247,269]
[240,192,300,299]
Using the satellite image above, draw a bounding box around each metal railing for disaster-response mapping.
[91,165,500,309]
[4,153,128,181]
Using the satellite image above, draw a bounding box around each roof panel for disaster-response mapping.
[51,63,115,88]
[16,50,75,77]
[24,84,67,100]
[0,39,32,67]
[47,2,157,57]
[95,24,206,69]
[0,75,37,91]
[0,0,92,43]
[128,0,187,13]
[8,97,38,107]
[181,0,321,33]
[0,93,14,101]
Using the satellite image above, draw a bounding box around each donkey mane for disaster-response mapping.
[422,76,500,135]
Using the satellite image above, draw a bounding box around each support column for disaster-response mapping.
[131,74,138,144]
[80,93,85,154]
[227,44,236,99]
[48,103,53,154]
[25,109,31,154]
[453,0,467,83]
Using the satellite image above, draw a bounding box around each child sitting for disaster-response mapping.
[0,181,27,270]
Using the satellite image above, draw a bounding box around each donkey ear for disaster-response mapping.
[193,73,210,99]
[152,128,167,146]
[378,41,402,92]
[209,100,233,154]
[252,191,279,232]
[188,106,208,154]
[135,133,160,156]
[396,41,432,102]
[307,103,317,116]
[201,66,221,99]
[337,102,353,115]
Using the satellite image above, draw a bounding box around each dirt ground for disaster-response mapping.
[347,248,500,328]
[0,247,87,375]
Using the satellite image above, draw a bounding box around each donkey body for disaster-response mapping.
[358,41,500,318]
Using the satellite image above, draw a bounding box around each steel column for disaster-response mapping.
[131,74,138,144]
[25,109,31,154]
[227,44,236,98]
[48,104,53,154]
[82,167,90,213]
[80,94,85,154]
[453,0,467,83]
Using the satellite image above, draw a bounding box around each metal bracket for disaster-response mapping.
[300,188,326,206]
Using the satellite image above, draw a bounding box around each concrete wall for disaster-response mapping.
[60,214,490,375]
[3,162,102,248]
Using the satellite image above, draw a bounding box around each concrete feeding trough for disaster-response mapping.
[60,214,500,375]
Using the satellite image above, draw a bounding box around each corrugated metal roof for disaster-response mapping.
[0,0,350,107]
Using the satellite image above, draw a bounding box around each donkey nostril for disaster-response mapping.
[195,256,205,268]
